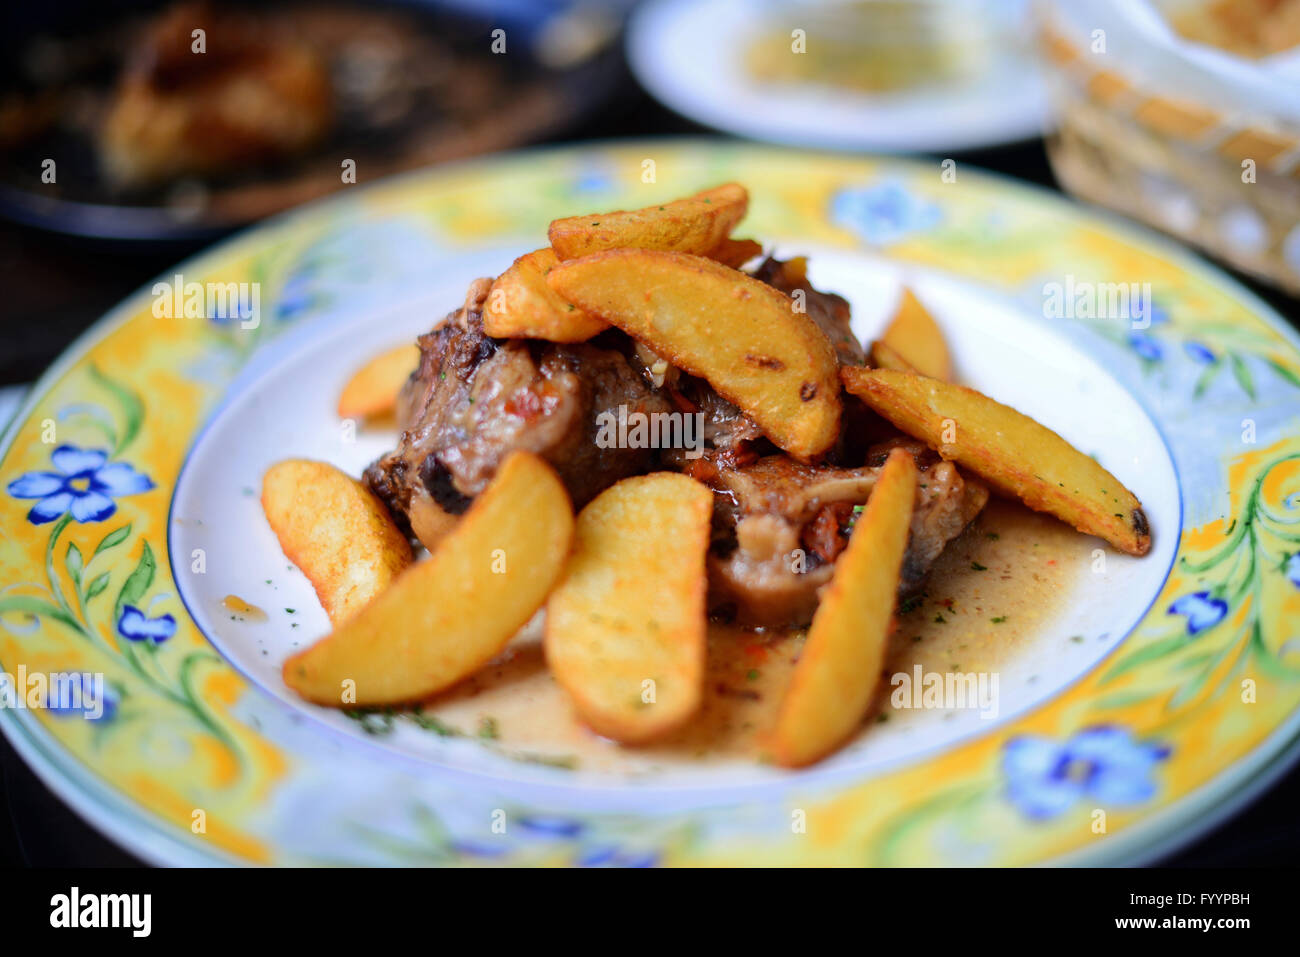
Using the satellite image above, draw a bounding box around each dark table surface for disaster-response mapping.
[2,75,1298,867]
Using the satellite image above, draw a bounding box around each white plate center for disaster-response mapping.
[170,246,1179,790]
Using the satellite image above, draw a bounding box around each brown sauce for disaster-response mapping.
[386,498,1090,771]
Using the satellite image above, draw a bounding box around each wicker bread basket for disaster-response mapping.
[1037,0,1300,294]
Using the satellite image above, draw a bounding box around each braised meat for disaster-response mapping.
[665,375,765,453]
[865,439,990,595]
[364,256,986,624]
[752,256,865,368]
[365,258,831,538]
[364,278,671,548]
[703,444,988,627]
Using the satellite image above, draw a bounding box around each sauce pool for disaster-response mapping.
[404,498,1092,772]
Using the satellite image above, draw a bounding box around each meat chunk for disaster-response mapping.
[665,375,765,453]
[703,456,879,625]
[866,438,989,593]
[364,278,670,548]
[752,255,865,368]
[702,446,988,627]
[363,259,978,625]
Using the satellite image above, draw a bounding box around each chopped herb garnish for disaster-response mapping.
[478,716,500,740]
[514,752,577,770]
[410,708,460,737]
[933,613,947,624]
[746,669,760,681]
[971,561,987,571]
[991,615,1008,624]
[343,708,396,735]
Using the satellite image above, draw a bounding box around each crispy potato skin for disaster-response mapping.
[881,288,952,381]
[262,460,413,625]
[484,247,610,342]
[842,368,1151,556]
[548,183,748,260]
[767,448,918,767]
[282,452,574,706]
[547,249,843,460]
[545,473,712,743]
[868,339,920,374]
[336,344,419,419]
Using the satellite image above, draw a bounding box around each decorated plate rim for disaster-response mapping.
[2,138,1299,866]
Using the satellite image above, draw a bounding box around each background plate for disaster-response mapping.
[627,0,1050,152]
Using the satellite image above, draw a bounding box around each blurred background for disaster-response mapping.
[1,0,1298,865]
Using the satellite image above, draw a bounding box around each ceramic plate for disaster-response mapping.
[2,141,1300,866]
[627,0,1050,153]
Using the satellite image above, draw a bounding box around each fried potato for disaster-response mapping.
[706,237,763,269]
[262,460,413,625]
[767,448,917,767]
[548,183,749,260]
[282,452,574,706]
[483,247,610,342]
[842,368,1151,555]
[881,287,952,381]
[336,344,419,419]
[868,339,920,374]
[548,249,842,460]
[545,472,711,743]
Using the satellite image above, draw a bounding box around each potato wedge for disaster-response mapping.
[767,448,917,767]
[881,287,952,381]
[548,249,842,460]
[842,367,1151,555]
[262,460,413,625]
[868,339,920,374]
[545,472,711,743]
[548,183,749,260]
[336,344,419,419]
[483,247,610,342]
[706,237,763,269]
[282,452,574,706]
